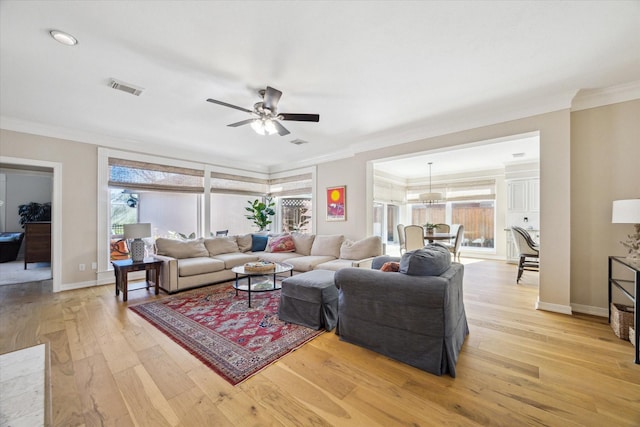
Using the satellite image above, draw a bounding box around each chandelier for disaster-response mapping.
[419,162,443,204]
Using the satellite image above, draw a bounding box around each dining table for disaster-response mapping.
[424,232,455,243]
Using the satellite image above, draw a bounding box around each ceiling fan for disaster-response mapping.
[206,86,319,136]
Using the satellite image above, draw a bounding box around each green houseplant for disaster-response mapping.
[245,197,275,231]
[18,202,51,228]
[424,222,438,234]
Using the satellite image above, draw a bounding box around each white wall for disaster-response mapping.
[0,168,52,232]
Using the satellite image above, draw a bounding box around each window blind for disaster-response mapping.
[109,158,205,193]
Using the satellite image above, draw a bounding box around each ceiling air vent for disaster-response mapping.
[109,79,144,96]
[290,139,309,146]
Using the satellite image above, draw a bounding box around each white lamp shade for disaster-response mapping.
[612,199,640,224]
[123,223,151,239]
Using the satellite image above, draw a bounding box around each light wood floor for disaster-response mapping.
[1,260,639,426]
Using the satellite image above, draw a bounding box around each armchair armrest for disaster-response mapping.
[349,256,376,269]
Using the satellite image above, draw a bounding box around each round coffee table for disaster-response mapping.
[231,262,293,307]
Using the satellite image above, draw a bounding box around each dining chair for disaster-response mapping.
[397,224,406,254]
[404,225,425,252]
[434,223,450,233]
[215,229,229,236]
[511,226,539,284]
[441,224,464,262]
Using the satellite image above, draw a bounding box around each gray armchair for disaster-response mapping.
[335,255,468,377]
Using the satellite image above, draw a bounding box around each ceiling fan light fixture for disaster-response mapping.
[250,118,277,136]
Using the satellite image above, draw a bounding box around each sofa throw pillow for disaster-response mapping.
[155,237,209,259]
[204,236,239,256]
[291,232,315,256]
[399,243,451,276]
[339,236,382,260]
[267,235,296,253]
[236,234,253,252]
[310,234,344,258]
[380,261,400,272]
[251,234,269,252]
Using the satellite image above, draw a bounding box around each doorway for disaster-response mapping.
[0,156,61,291]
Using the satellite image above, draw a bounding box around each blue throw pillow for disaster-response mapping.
[251,234,269,252]
[399,243,451,276]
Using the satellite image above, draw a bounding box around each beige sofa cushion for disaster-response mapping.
[340,236,382,260]
[177,257,225,277]
[213,252,259,269]
[204,237,239,256]
[310,234,344,258]
[286,255,336,273]
[254,251,301,263]
[291,232,315,256]
[236,234,252,252]
[156,238,209,259]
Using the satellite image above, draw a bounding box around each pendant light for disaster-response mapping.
[419,162,443,204]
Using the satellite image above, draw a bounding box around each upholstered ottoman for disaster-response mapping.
[278,270,338,331]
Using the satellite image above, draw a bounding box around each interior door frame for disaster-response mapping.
[0,156,62,292]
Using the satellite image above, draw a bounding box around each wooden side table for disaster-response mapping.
[112,258,163,302]
[608,256,639,364]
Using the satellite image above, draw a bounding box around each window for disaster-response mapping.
[408,179,496,250]
[452,201,495,249]
[280,197,312,233]
[108,158,204,242]
[110,189,138,236]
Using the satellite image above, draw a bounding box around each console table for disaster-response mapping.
[608,256,639,363]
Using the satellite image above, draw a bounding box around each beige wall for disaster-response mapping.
[0,129,98,285]
[315,109,572,312]
[570,99,640,312]
[1,99,637,313]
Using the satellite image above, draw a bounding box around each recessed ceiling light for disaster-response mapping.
[49,30,78,46]
[512,152,525,158]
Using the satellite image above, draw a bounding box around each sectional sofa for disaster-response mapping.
[153,233,382,293]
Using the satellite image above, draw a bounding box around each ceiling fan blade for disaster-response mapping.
[263,86,282,112]
[227,119,255,127]
[279,113,320,122]
[273,120,290,136]
[206,98,253,113]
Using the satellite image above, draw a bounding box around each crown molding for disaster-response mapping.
[348,90,575,157]
[0,117,270,174]
[571,80,640,112]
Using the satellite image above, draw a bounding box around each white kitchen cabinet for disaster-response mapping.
[528,179,540,212]
[507,180,528,211]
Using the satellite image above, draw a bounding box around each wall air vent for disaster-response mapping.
[290,139,309,145]
[109,79,144,96]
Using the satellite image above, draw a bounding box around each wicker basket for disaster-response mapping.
[630,326,636,348]
[611,303,634,340]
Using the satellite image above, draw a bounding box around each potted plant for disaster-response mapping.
[18,202,51,228]
[424,223,438,234]
[245,197,276,232]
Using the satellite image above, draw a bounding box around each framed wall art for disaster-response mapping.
[326,186,346,221]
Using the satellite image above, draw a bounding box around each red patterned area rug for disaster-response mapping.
[130,284,323,385]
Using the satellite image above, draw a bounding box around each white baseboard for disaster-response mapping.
[536,298,573,315]
[60,279,98,291]
[571,303,608,317]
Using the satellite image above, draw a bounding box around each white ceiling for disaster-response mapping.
[374,134,540,179]
[1,1,639,173]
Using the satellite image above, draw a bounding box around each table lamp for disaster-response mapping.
[123,223,151,262]
[612,199,640,260]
